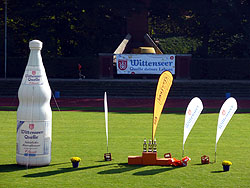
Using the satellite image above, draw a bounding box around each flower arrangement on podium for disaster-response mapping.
[70,157,81,168]
[222,160,232,171]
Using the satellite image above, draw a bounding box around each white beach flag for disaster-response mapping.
[104,92,109,152]
[215,97,237,149]
[182,97,203,156]
[214,97,237,162]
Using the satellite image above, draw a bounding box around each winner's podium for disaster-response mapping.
[128,152,173,166]
[128,152,190,166]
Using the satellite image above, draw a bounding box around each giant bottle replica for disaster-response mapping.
[16,40,52,166]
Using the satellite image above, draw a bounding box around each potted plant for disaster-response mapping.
[222,160,232,171]
[70,157,81,168]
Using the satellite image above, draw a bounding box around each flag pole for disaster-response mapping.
[182,132,185,157]
[4,0,7,79]
[214,143,217,163]
[104,92,108,153]
[182,144,184,157]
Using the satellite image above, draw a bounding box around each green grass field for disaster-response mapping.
[0,111,250,187]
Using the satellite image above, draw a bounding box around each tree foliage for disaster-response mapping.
[149,0,250,57]
[0,0,250,58]
[0,0,143,57]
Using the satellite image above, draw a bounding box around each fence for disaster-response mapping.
[1,56,250,80]
[0,57,99,79]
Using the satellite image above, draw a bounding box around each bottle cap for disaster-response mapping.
[29,40,43,50]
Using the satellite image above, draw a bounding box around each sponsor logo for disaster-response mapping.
[17,121,25,133]
[156,77,169,105]
[185,105,200,129]
[25,71,42,84]
[218,105,234,129]
[130,59,173,67]
[188,109,192,115]
[153,117,158,125]
[222,109,226,116]
[118,60,127,70]
[116,55,176,74]
[29,124,34,130]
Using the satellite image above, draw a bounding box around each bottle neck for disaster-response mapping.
[27,49,42,67]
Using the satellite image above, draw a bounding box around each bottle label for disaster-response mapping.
[16,121,51,156]
[24,70,43,85]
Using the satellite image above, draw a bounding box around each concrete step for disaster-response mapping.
[0,79,250,99]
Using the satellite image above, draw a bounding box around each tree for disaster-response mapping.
[1,0,249,59]
[0,0,145,57]
[149,0,250,58]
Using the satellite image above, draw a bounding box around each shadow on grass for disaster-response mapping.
[23,164,113,178]
[193,163,209,166]
[98,163,180,176]
[98,163,145,174]
[193,160,216,166]
[133,166,180,176]
[0,162,69,173]
[95,160,112,163]
[211,170,226,173]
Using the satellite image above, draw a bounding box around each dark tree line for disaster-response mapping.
[150,0,250,58]
[0,0,250,58]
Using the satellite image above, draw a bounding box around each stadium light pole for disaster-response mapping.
[4,0,7,79]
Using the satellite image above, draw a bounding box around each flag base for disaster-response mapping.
[104,153,112,161]
[201,155,210,164]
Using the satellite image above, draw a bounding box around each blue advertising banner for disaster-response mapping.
[116,54,175,74]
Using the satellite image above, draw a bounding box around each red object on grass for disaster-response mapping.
[201,155,210,164]
[128,152,190,167]
[164,153,172,158]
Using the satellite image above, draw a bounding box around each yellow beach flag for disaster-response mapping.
[152,71,173,140]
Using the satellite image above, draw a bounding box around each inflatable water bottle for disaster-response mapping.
[16,40,52,166]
